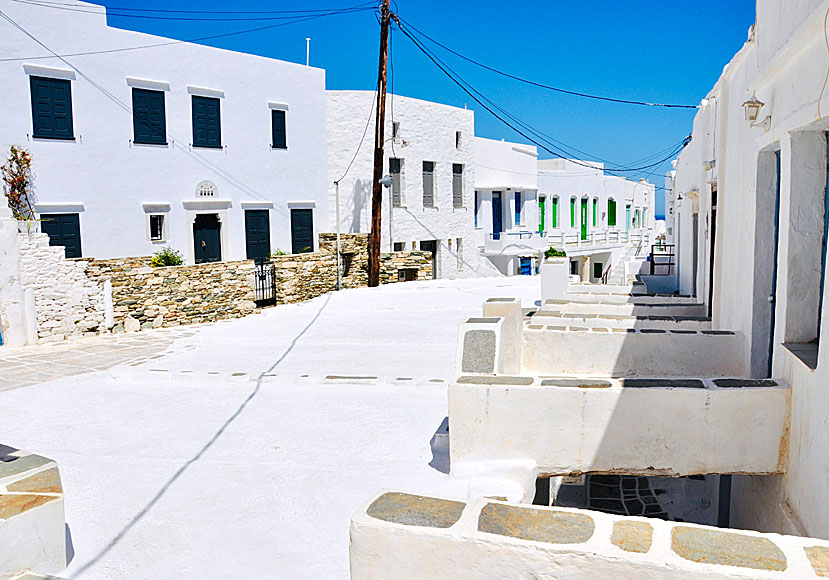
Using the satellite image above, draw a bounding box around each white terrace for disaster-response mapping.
[350,268,811,579]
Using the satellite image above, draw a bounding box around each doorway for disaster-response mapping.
[492,192,503,240]
[290,208,314,254]
[538,196,546,234]
[193,213,222,263]
[580,198,588,240]
[40,213,82,258]
[420,240,438,279]
[244,210,271,260]
[708,186,718,318]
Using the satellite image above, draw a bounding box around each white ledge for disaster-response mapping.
[23,64,76,80]
[182,199,232,209]
[35,202,84,213]
[142,202,171,212]
[268,101,290,111]
[187,85,225,99]
[512,145,539,157]
[240,201,274,209]
[286,200,316,208]
[126,77,171,92]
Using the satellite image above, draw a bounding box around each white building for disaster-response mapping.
[327,90,487,279]
[475,140,656,280]
[0,0,328,264]
[671,0,829,539]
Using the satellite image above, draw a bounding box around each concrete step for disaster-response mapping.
[539,300,708,318]
[529,312,712,331]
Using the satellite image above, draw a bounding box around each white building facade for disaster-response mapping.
[327,90,485,279]
[671,0,829,539]
[475,141,656,280]
[0,0,328,264]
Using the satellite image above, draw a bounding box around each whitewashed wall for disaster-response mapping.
[672,0,829,540]
[0,0,328,263]
[327,91,481,279]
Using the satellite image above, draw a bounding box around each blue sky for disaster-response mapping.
[68,1,755,218]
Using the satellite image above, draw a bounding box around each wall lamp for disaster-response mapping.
[378,175,392,188]
[742,93,771,132]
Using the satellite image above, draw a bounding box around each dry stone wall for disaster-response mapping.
[85,233,432,331]
[18,232,106,342]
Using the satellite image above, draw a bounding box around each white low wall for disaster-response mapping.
[540,299,708,318]
[529,312,711,330]
[0,450,66,580]
[351,491,828,580]
[521,326,747,377]
[449,377,790,477]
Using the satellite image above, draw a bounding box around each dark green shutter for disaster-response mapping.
[132,88,166,144]
[192,96,221,148]
[30,76,74,140]
[272,110,287,149]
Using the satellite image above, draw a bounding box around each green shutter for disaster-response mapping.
[608,200,616,226]
[552,197,558,228]
[593,199,597,226]
[30,76,74,140]
[272,109,287,149]
[132,88,166,145]
[570,198,575,227]
[192,96,221,148]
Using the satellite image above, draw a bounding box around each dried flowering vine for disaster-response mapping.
[1,145,35,220]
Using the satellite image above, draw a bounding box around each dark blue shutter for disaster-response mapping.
[272,110,287,149]
[192,96,221,148]
[30,76,74,140]
[132,88,166,144]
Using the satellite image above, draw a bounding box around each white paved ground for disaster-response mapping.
[0,276,539,580]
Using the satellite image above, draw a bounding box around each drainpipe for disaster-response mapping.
[335,181,341,290]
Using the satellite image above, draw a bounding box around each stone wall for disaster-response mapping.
[85,258,257,332]
[85,233,432,331]
[18,232,107,342]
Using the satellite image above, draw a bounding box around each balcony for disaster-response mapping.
[483,228,647,257]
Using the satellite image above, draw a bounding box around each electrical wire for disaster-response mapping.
[9,0,376,22]
[10,0,375,15]
[335,92,377,184]
[396,17,688,178]
[0,4,375,62]
[395,15,699,110]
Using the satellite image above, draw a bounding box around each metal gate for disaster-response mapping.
[253,258,276,306]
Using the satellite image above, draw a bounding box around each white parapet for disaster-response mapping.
[0,449,66,580]
[540,258,569,301]
[351,490,829,580]
[448,377,790,477]
[521,326,747,377]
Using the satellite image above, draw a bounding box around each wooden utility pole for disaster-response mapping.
[368,0,390,287]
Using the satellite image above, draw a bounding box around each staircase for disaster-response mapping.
[605,243,644,285]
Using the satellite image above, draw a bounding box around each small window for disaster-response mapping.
[392,121,400,138]
[398,268,417,282]
[452,164,464,208]
[393,242,404,251]
[570,260,578,276]
[456,131,462,149]
[423,161,435,207]
[456,238,463,270]
[593,261,603,279]
[132,88,166,145]
[514,192,522,225]
[150,214,165,241]
[30,76,74,140]
[474,191,480,227]
[593,198,598,227]
[192,95,221,148]
[390,158,402,207]
[272,109,287,149]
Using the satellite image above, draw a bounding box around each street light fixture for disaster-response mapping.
[742,93,771,131]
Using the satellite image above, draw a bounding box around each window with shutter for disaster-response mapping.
[570,197,576,227]
[132,88,166,145]
[30,76,74,140]
[552,197,559,228]
[422,161,435,207]
[514,192,522,225]
[452,164,463,208]
[608,199,617,226]
[272,109,287,149]
[390,158,402,207]
[593,198,598,226]
[192,96,221,148]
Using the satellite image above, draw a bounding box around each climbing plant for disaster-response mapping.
[1,146,35,220]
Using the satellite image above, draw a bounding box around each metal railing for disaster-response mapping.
[253,257,277,306]
[650,244,676,275]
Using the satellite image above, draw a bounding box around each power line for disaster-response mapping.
[0,4,375,62]
[396,15,699,110]
[11,0,375,15]
[335,92,377,184]
[396,17,688,178]
[9,0,376,22]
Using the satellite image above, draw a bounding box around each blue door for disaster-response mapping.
[245,210,271,260]
[41,213,81,258]
[193,213,222,263]
[519,257,532,276]
[290,208,314,254]
[492,192,503,240]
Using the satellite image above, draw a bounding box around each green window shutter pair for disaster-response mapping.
[608,200,617,226]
